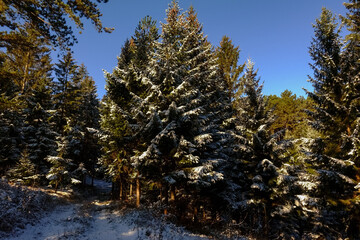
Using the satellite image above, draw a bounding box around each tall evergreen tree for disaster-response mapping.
[219,60,301,238]
[0,25,55,175]
[215,35,244,101]
[101,2,232,217]
[306,8,346,155]
[304,7,359,238]
[100,17,157,199]
[132,16,159,70]
[53,51,79,133]
[47,53,101,189]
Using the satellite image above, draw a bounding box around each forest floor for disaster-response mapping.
[2,179,243,240]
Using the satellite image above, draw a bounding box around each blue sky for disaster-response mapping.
[70,0,347,99]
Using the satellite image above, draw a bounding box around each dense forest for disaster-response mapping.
[1,0,360,239]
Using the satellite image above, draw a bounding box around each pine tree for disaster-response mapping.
[0,1,107,185]
[132,16,159,70]
[101,2,232,216]
[215,36,245,101]
[226,60,296,238]
[341,1,360,236]
[0,25,52,96]
[266,90,318,139]
[78,66,101,181]
[342,1,360,169]
[0,25,55,175]
[0,0,112,48]
[100,15,159,201]
[306,8,346,155]
[303,7,359,238]
[6,150,38,185]
[136,2,231,212]
[100,94,136,200]
[53,51,79,133]
[48,53,101,189]
[0,95,23,173]
[237,60,277,146]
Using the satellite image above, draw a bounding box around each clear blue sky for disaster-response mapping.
[70,0,347,99]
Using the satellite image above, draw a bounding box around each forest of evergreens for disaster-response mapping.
[1,0,360,239]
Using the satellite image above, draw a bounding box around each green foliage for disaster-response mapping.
[132,16,159,70]
[302,5,360,237]
[266,90,319,139]
[343,0,360,52]
[0,24,52,98]
[45,52,101,189]
[0,0,112,47]
[0,0,103,192]
[306,8,346,156]
[6,150,39,185]
[0,23,54,173]
[237,60,273,134]
[1,1,360,238]
[100,2,231,208]
[215,35,245,100]
[46,155,72,191]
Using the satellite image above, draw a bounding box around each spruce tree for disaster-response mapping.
[304,7,359,238]
[135,2,231,212]
[215,35,245,101]
[53,51,79,133]
[101,2,232,216]
[6,150,38,185]
[226,60,296,238]
[306,8,345,155]
[100,37,139,199]
[0,25,55,175]
[48,52,101,188]
[341,1,360,236]
[132,16,159,70]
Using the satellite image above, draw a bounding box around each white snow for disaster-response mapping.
[1,179,216,240]
[5,202,209,240]
[296,181,318,191]
[194,134,212,145]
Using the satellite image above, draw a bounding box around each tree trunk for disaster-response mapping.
[159,182,163,201]
[119,177,123,200]
[202,208,206,221]
[164,184,169,205]
[129,183,133,197]
[193,205,198,223]
[170,185,175,202]
[264,204,269,237]
[21,52,30,94]
[136,177,140,208]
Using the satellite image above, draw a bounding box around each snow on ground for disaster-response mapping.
[5,201,209,240]
[2,179,211,240]
[84,176,112,192]
[2,179,248,240]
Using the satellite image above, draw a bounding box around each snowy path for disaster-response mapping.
[5,201,209,240]
[4,180,209,240]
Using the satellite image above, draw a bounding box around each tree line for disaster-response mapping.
[1,0,360,239]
